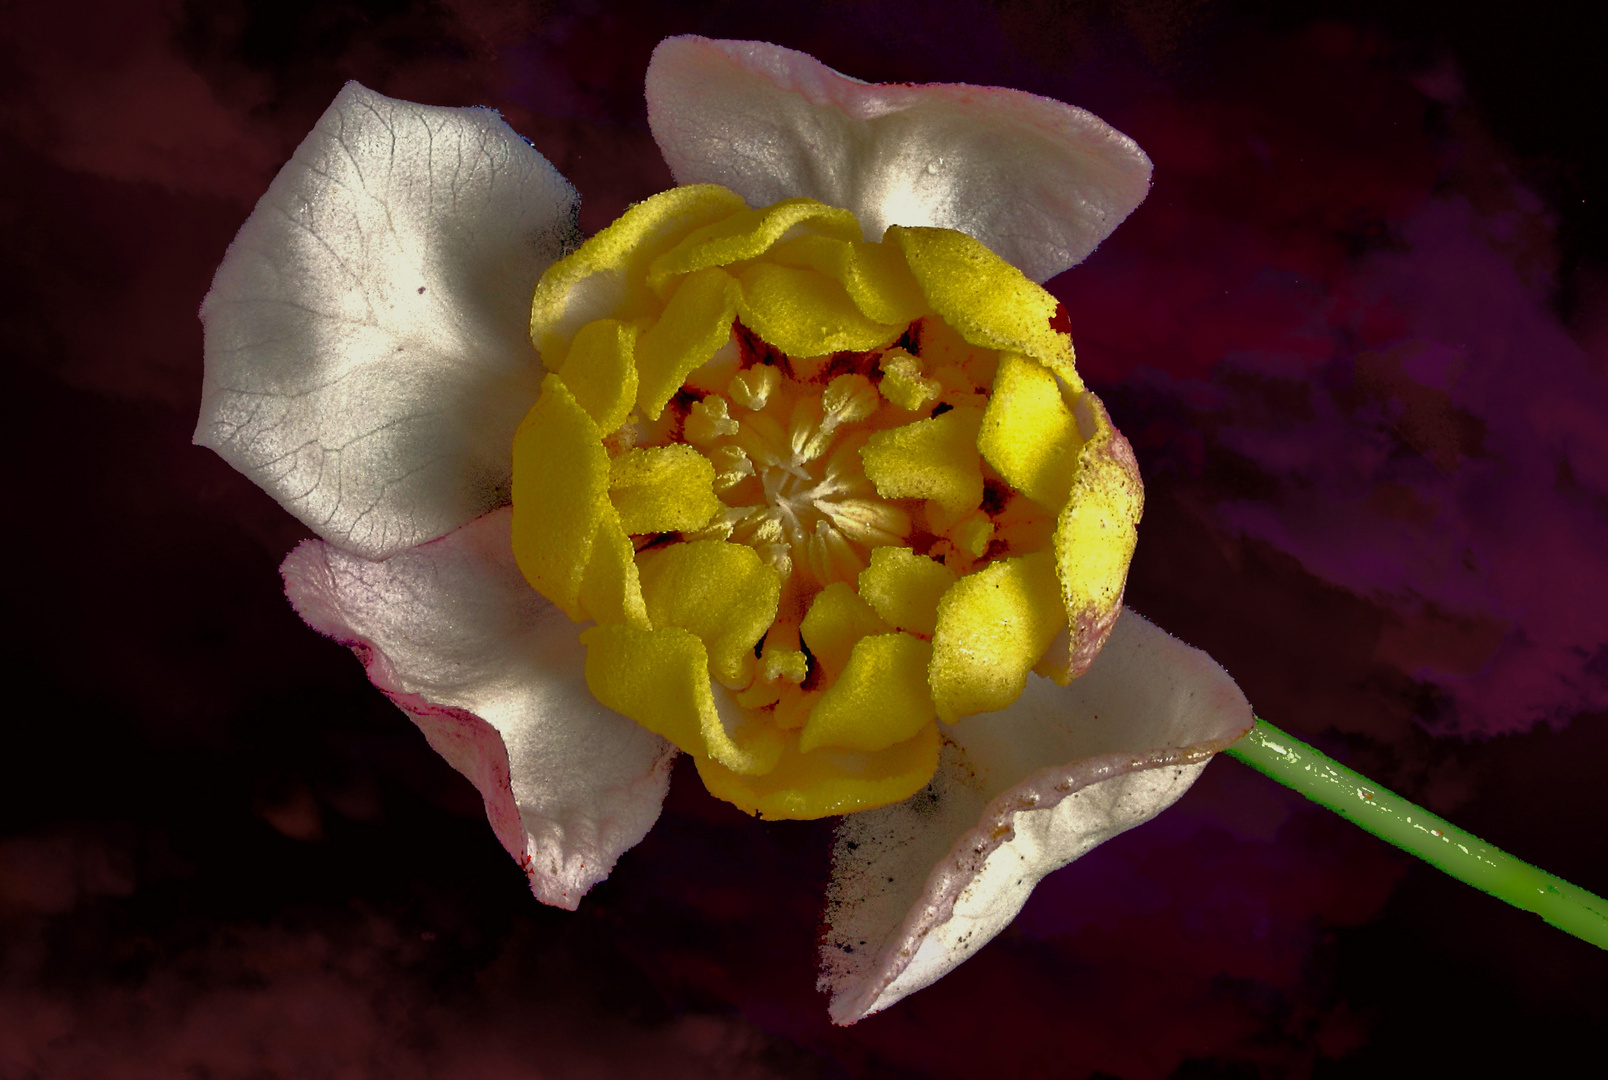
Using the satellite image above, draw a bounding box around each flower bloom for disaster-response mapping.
[514,183,1143,820]
[196,36,1252,1022]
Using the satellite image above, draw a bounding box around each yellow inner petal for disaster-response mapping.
[859,405,985,514]
[889,225,1082,392]
[609,444,719,535]
[580,623,784,775]
[531,185,746,365]
[577,506,650,630]
[638,539,781,689]
[799,632,936,753]
[799,580,890,683]
[736,263,903,356]
[929,550,1069,722]
[554,319,640,434]
[766,233,928,327]
[1051,394,1144,676]
[510,375,609,620]
[646,198,862,294]
[635,267,741,420]
[979,353,1081,510]
[856,546,956,638]
[695,723,940,820]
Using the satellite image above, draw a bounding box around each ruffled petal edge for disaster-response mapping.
[820,608,1252,1022]
[282,510,676,909]
[646,36,1151,283]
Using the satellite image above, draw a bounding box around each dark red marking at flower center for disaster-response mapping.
[732,320,784,368]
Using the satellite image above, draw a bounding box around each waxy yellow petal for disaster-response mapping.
[531,184,746,365]
[511,376,609,619]
[767,233,928,327]
[580,623,783,775]
[979,353,1080,510]
[637,539,780,688]
[635,267,741,420]
[859,406,984,514]
[799,581,891,682]
[889,225,1081,391]
[799,633,936,753]
[578,506,650,629]
[1051,393,1143,680]
[695,722,940,820]
[737,263,904,356]
[930,550,1068,721]
[609,444,720,534]
[554,319,639,434]
[647,197,861,293]
[856,546,956,637]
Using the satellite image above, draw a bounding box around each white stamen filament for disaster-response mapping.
[693,360,909,590]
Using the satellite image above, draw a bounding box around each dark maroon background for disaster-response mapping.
[2,1,1605,1076]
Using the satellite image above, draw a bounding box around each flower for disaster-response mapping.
[513,182,1147,820]
[195,36,1253,1023]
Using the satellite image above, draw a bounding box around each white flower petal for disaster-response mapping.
[645,36,1152,283]
[820,609,1252,1023]
[281,508,675,909]
[198,82,580,560]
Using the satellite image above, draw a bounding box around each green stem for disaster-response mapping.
[1224,717,1608,950]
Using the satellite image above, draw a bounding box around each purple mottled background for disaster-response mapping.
[2,1,1604,1076]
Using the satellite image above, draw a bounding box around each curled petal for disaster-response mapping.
[1052,392,1145,681]
[820,609,1252,1023]
[199,82,580,559]
[646,36,1152,283]
[282,508,675,909]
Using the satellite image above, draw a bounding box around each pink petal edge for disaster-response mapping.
[646,36,1152,283]
[281,509,676,910]
[821,609,1254,1023]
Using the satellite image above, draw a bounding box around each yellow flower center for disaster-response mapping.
[510,185,1143,820]
[690,344,908,591]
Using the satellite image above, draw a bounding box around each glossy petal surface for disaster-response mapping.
[282,508,675,909]
[199,82,580,559]
[820,609,1253,1023]
[646,36,1152,283]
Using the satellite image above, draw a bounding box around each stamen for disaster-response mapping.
[682,336,922,596]
[821,373,879,424]
[685,396,740,445]
[729,364,781,410]
[706,445,754,491]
